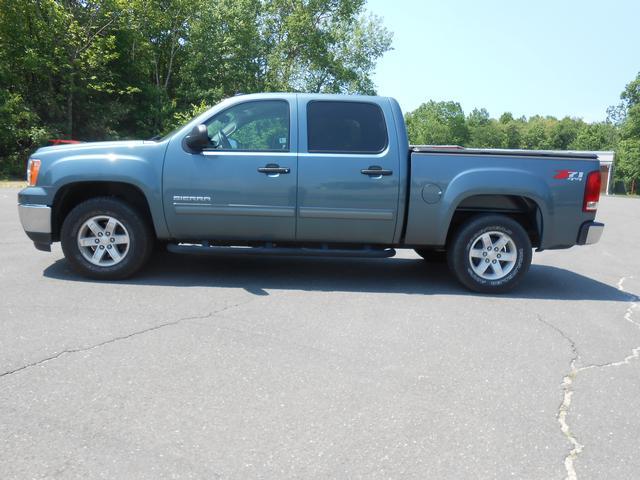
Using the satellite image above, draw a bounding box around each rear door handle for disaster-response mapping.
[361,165,393,176]
[258,163,290,175]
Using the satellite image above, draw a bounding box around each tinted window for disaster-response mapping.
[205,100,289,151]
[307,101,388,153]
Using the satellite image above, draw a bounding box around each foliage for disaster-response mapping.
[617,139,640,188]
[1,1,638,191]
[0,0,392,177]
[404,89,640,192]
[405,101,617,152]
[170,100,211,132]
[611,73,640,192]
[405,101,469,146]
[0,92,50,177]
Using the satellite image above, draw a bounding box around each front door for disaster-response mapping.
[163,98,298,241]
[296,98,401,244]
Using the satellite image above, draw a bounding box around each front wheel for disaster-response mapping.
[447,215,532,293]
[61,197,154,280]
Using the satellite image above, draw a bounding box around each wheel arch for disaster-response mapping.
[444,194,543,248]
[52,181,158,241]
[436,168,552,248]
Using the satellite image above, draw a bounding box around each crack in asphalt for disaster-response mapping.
[534,314,583,480]
[579,278,639,372]
[539,276,639,480]
[0,300,253,379]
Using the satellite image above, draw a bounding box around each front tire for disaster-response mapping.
[61,197,154,280]
[447,215,532,293]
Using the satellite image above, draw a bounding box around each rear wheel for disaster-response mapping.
[61,197,154,280]
[447,215,532,293]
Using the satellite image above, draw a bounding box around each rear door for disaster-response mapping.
[296,98,401,244]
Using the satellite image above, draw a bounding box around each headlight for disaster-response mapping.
[27,158,41,186]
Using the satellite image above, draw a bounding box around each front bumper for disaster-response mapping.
[18,204,52,252]
[577,221,604,245]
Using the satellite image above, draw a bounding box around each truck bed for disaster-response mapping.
[404,147,601,249]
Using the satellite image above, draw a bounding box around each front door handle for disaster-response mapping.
[361,165,393,176]
[258,163,290,175]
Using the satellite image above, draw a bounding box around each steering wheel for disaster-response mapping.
[218,129,232,149]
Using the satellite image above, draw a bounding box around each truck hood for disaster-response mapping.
[35,140,158,156]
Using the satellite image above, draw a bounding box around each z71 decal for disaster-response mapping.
[554,170,584,181]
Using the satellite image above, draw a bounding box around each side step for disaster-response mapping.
[167,243,396,259]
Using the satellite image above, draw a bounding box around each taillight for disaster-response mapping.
[27,159,41,186]
[583,170,601,212]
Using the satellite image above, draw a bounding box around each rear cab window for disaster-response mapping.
[307,101,388,154]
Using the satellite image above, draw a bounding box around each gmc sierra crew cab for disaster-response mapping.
[18,93,604,293]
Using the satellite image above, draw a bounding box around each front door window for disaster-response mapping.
[205,100,290,152]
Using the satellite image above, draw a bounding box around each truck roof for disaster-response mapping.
[230,92,393,103]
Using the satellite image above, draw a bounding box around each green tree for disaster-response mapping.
[617,139,640,193]
[178,0,262,107]
[0,0,393,178]
[613,72,640,193]
[258,0,391,94]
[405,101,469,145]
[0,92,49,176]
[521,116,553,149]
[548,117,584,150]
[467,108,504,148]
[571,122,617,151]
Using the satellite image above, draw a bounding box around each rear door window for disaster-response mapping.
[307,101,388,154]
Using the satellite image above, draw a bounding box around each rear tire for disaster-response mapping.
[61,197,154,280]
[447,215,532,293]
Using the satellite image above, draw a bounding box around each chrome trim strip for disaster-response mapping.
[174,204,295,217]
[299,207,394,220]
[201,151,296,157]
[18,204,52,233]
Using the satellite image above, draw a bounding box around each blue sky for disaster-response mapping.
[367,0,640,121]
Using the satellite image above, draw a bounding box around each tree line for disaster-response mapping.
[405,72,640,193]
[0,1,638,193]
[0,0,391,177]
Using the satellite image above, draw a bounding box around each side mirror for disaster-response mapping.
[184,124,210,151]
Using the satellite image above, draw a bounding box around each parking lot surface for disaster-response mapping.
[1,188,638,480]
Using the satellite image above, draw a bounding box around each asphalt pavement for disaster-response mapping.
[1,188,638,480]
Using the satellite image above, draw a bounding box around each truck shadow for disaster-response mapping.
[42,252,632,302]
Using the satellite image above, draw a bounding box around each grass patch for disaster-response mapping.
[0,180,27,188]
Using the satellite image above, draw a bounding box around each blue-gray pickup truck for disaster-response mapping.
[18,93,604,293]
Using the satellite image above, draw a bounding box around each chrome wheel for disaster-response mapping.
[468,231,517,280]
[77,215,130,267]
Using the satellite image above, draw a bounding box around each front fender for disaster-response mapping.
[25,142,170,238]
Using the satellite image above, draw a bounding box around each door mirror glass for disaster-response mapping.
[185,124,210,151]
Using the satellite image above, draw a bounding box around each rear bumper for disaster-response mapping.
[18,204,52,252]
[577,221,604,245]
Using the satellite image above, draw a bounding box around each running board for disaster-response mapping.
[167,243,396,259]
